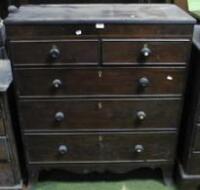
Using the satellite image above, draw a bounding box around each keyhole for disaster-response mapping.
[98,102,103,110]
[98,71,102,78]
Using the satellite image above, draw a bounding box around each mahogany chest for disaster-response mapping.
[5,4,195,184]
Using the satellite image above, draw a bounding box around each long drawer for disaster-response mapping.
[6,24,193,40]
[102,40,190,65]
[24,132,177,164]
[19,98,182,132]
[10,39,99,66]
[14,67,186,97]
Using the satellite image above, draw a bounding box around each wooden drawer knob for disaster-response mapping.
[58,145,68,155]
[136,111,146,121]
[52,79,62,89]
[55,112,65,122]
[49,46,60,60]
[134,144,144,153]
[141,46,151,57]
[138,77,150,88]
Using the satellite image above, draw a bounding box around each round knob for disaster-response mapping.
[141,47,151,57]
[58,145,68,155]
[138,77,150,88]
[134,144,144,153]
[136,111,146,121]
[52,79,62,89]
[49,46,60,60]
[55,112,65,122]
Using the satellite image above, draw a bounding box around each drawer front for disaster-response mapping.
[25,132,176,163]
[15,67,186,97]
[102,40,190,65]
[0,138,9,161]
[10,40,99,66]
[6,24,193,40]
[19,98,182,132]
[193,126,200,151]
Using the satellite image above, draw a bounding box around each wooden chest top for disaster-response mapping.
[5,4,195,24]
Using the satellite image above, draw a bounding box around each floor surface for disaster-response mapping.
[34,180,177,190]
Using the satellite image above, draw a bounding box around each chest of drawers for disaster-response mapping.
[5,4,195,185]
[0,19,22,189]
[0,59,22,189]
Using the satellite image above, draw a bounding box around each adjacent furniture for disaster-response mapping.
[0,60,22,190]
[174,0,188,11]
[177,25,200,190]
[5,4,195,185]
[0,18,22,190]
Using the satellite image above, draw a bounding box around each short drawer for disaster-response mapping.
[10,39,99,66]
[24,132,177,163]
[19,98,182,132]
[14,67,186,97]
[102,40,190,65]
[0,138,9,161]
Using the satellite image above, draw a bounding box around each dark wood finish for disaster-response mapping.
[10,40,99,66]
[24,132,177,163]
[10,39,191,66]
[14,67,186,97]
[5,4,195,185]
[19,98,182,132]
[102,40,190,65]
[6,24,195,40]
[5,5,195,25]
